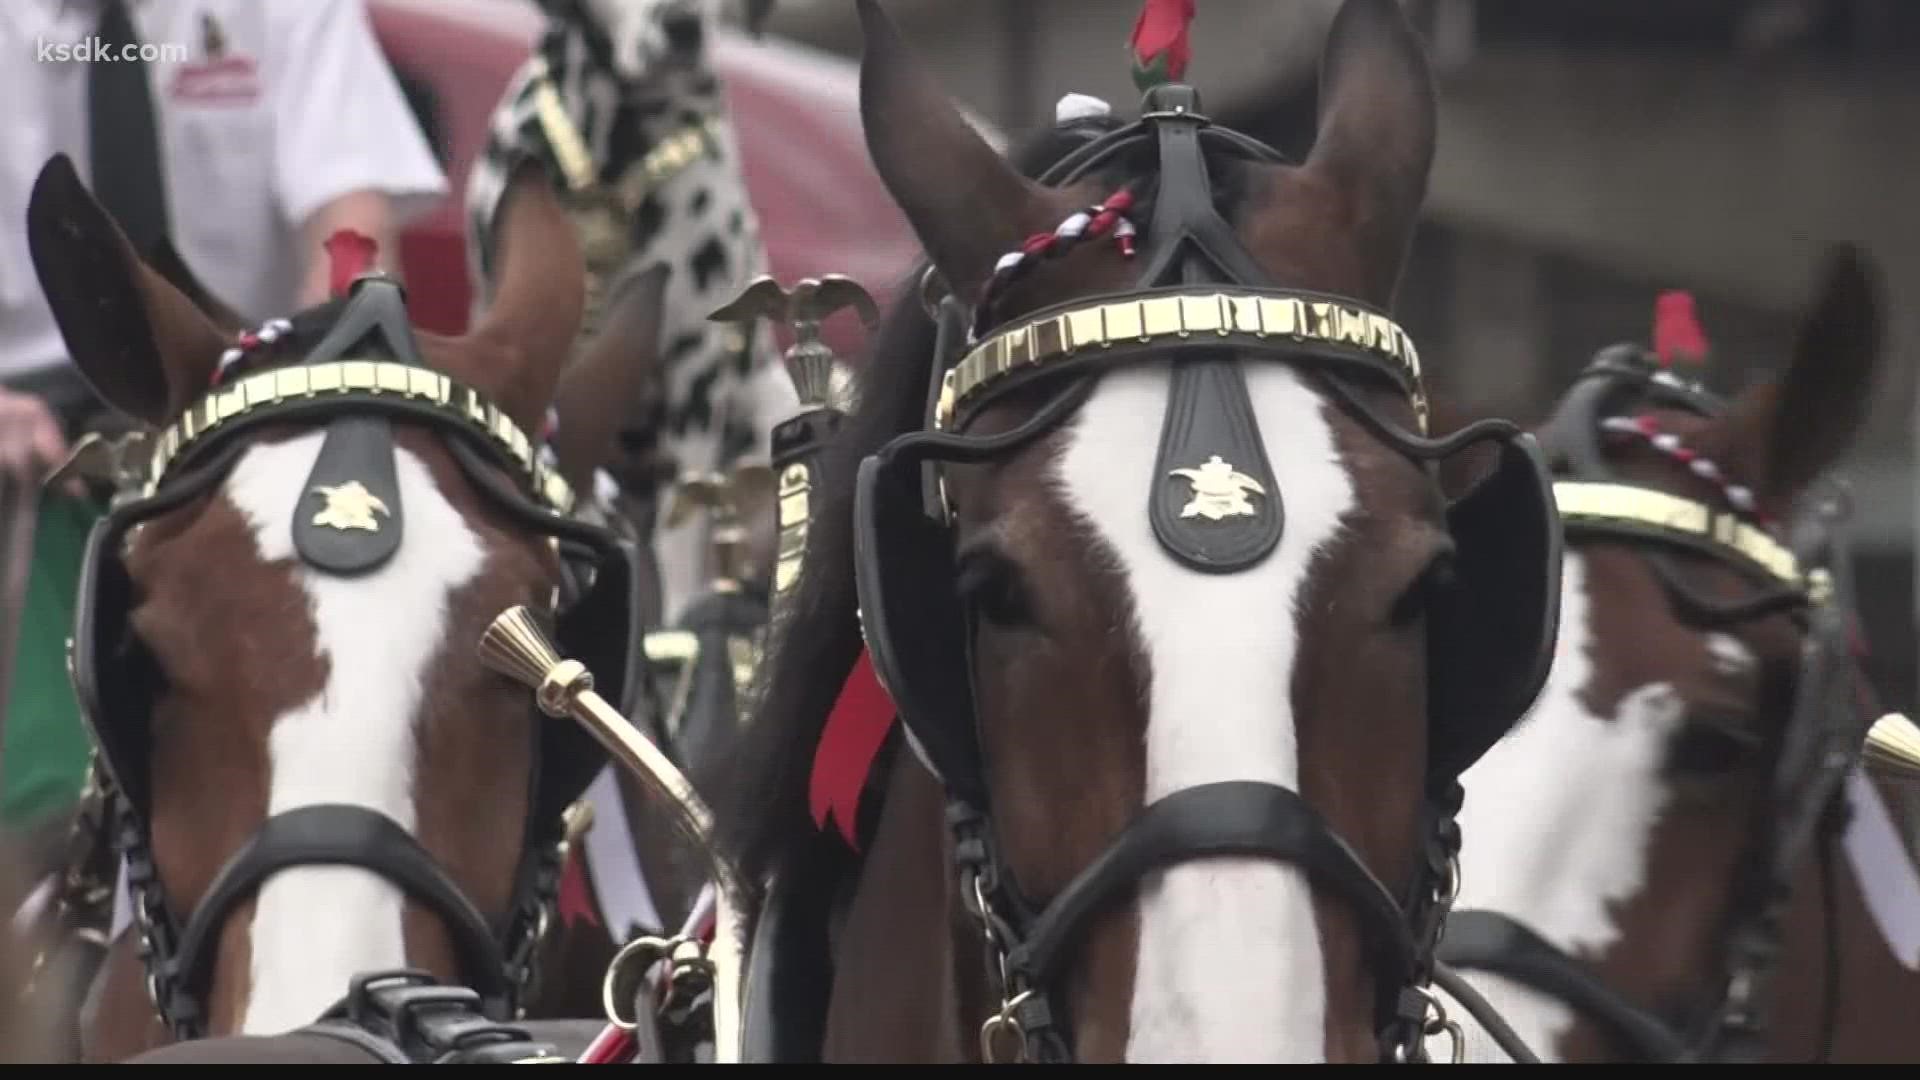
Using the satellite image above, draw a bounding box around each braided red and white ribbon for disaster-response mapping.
[1600,413,1766,524]
[971,188,1138,340]
[210,317,295,386]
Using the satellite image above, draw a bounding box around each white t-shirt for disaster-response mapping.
[0,0,447,378]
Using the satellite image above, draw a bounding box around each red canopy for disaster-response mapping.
[366,0,925,359]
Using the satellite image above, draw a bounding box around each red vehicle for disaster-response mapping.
[364,0,924,359]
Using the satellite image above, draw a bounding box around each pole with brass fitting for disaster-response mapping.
[708,273,878,597]
[1865,712,1920,777]
[477,605,747,1063]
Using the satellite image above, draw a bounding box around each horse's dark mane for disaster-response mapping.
[708,110,1263,891]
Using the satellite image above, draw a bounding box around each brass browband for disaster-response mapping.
[146,358,574,514]
[1553,481,1827,602]
[937,288,1427,434]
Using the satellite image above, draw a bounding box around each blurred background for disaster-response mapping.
[744,0,1920,709]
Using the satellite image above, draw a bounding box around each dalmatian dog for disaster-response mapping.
[465,0,790,628]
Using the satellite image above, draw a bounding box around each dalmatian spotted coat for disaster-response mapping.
[464,0,794,625]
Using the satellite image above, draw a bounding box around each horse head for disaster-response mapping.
[720,0,1561,1062]
[1443,247,1901,1061]
[27,151,643,1052]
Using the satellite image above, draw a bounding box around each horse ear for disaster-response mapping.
[1302,0,1437,304]
[148,235,249,333]
[1706,245,1884,513]
[550,263,670,495]
[464,156,586,435]
[854,0,1056,302]
[26,155,231,426]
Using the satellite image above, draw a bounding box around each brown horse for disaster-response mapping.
[22,149,645,1060]
[137,226,717,1023]
[1435,248,1920,1062]
[714,0,1560,1063]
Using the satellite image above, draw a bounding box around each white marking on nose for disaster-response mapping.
[1438,554,1688,1061]
[223,432,487,1033]
[1056,361,1356,1062]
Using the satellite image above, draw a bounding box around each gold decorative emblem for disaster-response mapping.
[310,481,390,532]
[1170,455,1266,521]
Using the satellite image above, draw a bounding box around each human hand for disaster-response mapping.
[0,386,79,496]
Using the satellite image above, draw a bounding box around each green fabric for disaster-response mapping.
[1131,52,1173,92]
[1,490,100,829]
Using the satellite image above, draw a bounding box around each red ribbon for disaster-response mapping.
[807,648,897,850]
[1653,290,1709,368]
[324,229,379,298]
[556,847,600,931]
[1130,0,1196,87]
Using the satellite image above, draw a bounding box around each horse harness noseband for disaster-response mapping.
[850,84,1563,1063]
[1439,345,1873,1062]
[66,276,646,1040]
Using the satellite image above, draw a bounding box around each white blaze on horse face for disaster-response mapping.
[223,432,487,1034]
[1437,553,1688,1062]
[1054,362,1354,1062]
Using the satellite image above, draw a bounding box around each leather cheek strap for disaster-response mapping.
[168,804,511,1017]
[1437,909,1687,1061]
[1003,780,1417,987]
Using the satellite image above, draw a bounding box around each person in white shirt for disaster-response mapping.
[0,0,446,831]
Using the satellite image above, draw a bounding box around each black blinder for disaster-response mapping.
[851,446,987,809]
[1426,433,1563,786]
[70,509,155,816]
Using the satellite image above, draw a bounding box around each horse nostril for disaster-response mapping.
[662,10,703,53]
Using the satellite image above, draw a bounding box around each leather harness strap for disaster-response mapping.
[303,969,569,1064]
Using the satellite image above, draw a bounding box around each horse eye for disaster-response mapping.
[956,548,1034,628]
[1389,549,1456,628]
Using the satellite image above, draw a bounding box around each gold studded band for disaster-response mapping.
[935,288,1428,435]
[531,55,722,211]
[1553,481,1827,601]
[148,359,574,515]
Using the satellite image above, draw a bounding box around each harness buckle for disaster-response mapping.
[979,987,1036,1064]
[1389,984,1463,1064]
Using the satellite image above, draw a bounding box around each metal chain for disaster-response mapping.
[117,804,199,1039]
[968,871,1034,1064]
[1386,815,1465,1064]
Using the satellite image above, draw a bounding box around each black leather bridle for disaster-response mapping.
[65,276,645,1041]
[851,83,1558,1064]
[1439,345,1876,1063]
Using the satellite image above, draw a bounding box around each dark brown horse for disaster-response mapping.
[714,0,1560,1063]
[21,150,644,1060]
[1435,248,1920,1063]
